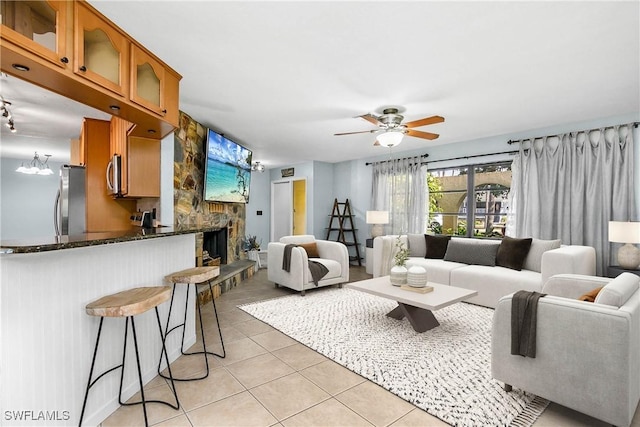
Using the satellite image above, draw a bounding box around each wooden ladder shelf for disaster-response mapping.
[325,199,362,266]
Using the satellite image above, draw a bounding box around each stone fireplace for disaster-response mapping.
[173,111,247,266]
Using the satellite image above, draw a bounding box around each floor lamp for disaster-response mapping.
[366,211,389,238]
[609,221,640,270]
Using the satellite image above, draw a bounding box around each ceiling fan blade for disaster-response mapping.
[334,130,376,136]
[358,113,381,126]
[406,129,440,140]
[404,115,445,128]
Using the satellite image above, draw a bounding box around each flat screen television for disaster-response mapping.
[203,129,252,203]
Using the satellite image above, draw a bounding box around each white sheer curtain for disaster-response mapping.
[510,124,636,275]
[371,156,426,234]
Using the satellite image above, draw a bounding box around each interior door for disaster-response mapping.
[292,179,306,235]
[271,180,292,242]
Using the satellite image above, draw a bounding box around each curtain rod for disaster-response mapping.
[507,122,640,145]
[425,150,518,164]
[365,153,428,166]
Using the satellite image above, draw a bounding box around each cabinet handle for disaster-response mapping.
[161,109,167,115]
[60,57,69,64]
[79,65,87,72]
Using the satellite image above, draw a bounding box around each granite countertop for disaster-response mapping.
[0,226,220,254]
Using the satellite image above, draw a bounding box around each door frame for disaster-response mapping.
[270,177,307,242]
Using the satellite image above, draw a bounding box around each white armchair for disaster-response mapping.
[492,273,640,427]
[267,235,349,295]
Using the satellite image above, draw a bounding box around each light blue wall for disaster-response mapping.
[1,158,65,240]
[312,161,334,239]
[245,169,271,249]
[332,113,640,255]
[181,114,640,254]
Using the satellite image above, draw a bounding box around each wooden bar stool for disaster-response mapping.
[158,266,225,382]
[79,286,179,427]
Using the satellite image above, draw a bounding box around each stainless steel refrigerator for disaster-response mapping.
[54,165,86,236]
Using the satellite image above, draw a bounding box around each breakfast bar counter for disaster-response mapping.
[0,230,204,426]
[0,225,222,254]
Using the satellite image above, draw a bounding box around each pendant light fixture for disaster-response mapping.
[15,152,54,175]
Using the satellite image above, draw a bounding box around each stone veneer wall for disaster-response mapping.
[174,111,246,263]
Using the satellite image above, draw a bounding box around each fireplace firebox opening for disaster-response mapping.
[202,228,228,265]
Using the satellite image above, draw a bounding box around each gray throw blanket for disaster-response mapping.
[511,290,546,358]
[282,244,329,286]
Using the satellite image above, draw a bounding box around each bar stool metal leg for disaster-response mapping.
[158,281,225,382]
[80,307,179,427]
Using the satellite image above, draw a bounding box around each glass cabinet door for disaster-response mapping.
[74,2,128,96]
[0,0,68,67]
[130,45,166,116]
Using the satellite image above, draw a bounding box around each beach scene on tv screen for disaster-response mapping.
[205,131,252,203]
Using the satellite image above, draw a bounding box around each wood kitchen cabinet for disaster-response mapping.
[127,136,160,197]
[109,116,160,198]
[73,1,128,96]
[130,44,180,126]
[80,118,136,231]
[0,0,70,68]
[1,0,181,138]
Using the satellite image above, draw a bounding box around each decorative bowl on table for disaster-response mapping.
[407,266,428,287]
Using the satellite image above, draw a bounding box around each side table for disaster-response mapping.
[607,265,640,279]
[365,238,374,275]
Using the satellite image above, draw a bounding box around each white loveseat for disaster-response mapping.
[492,273,640,427]
[267,235,349,295]
[372,235,596,308]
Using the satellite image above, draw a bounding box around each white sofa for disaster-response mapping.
[492,273,640,427]
[372,235,596,308]
[267,235,349,295]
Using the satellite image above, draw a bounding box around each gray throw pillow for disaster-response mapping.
[523,238,562,272]
[443,238,500,266]
[407,234,427,257]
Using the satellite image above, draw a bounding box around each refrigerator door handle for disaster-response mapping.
[54,189,61,236]
[106,159,114,191]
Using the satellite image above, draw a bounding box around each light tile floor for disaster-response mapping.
[102,267,640,427]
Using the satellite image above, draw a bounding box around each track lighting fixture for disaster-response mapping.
[1,100,16,133]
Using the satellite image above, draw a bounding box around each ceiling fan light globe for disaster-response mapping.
[377,130,404,147]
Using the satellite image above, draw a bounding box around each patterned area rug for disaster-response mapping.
[239,288,548,427]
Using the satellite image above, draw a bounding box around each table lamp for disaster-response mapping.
[608,221,640,269]
[366,211,389,238]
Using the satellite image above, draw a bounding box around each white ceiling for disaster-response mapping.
[1,1,638,168]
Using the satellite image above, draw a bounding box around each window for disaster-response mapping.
[427,162,512,238]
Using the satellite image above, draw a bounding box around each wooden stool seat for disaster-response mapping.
[80,285,179,426]
[165,266,219,284]
[86,286,172,317]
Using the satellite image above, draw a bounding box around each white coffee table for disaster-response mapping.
[346,276,478,332]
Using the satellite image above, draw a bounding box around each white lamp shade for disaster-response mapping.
[609,221,640,244]
[377,130,404,147]
[366,211,389,224]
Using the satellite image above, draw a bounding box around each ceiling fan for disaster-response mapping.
[335,107,444,147]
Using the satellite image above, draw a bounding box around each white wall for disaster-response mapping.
[0,158,65,240]
[159,132,175,227]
